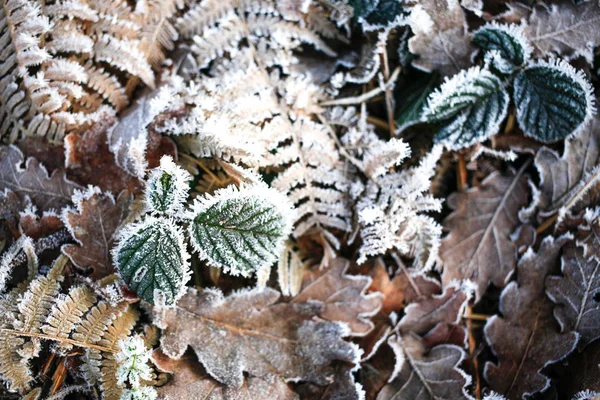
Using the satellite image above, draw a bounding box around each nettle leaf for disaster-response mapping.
[513,59,595,143]
[422,67,509,150]
[187,184,293,277]
[114,216,191,306]
[473,22,532,74]
[145,156,191,216]
[352,0,408,31]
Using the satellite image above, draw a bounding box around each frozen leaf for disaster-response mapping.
[114,216,191,306]
[115,335,153,387]
[439,169,529,300]
[556,340,600,398]
[513,59,595,143]
[534,115,600,215]
[187,184,293,278]
[525,1,600,65]
[349,0,408,31]
[395,72,437,134]
[408,0,475,76]
[396,281,472,336]
[377,333,472,400]
[19,209,63,240]
[292,258,384,336]
[484,235,578,399]
[145,156,191,216]
[546,241,600,350]
[0,145,81,211]
[294,364,364,400]
[155,287,359,388]
[62,188,132,279]
[473,22,532,74]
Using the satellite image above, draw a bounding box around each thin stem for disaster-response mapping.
[318,67,401,106]
[0,329,116,353]
[380,51,396,136]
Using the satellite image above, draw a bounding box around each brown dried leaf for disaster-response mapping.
[484,236,578,399]
[156,287,359,388]
[61,189,132,279]
[153,349,299,399]
[525,1,600,64]
[293,258,384,336]
[19,211,63,240]
[368,260,441,315]
[377,333,472,400]
[396,282,472,336]
[294,364,363,400]
[534,115,600,216]
[0,146,81,211]
[556,340,600,398]
[439,169,530,300]
[408,0,475,76]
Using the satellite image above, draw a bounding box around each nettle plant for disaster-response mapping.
[113,156,293,306]
[421,23,596,150]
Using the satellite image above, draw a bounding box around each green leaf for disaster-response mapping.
[513,59,595,143]
[473,23,531,74]
[395,72,437,133]
[187,184,293,277]
[145,156,191,216]
[422,67,505,123]
[114,217,190,306]
[349,0,407,30]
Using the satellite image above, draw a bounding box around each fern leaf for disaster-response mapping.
[0,333,30,393]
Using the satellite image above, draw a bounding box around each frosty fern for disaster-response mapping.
[113,156,293,306]
[422,22,596,150]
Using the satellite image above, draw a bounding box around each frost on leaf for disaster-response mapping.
[62,188,132,280]
[145,155,191,216]
[524,1,600,65]
[534,115,600,216]
[114,216,191,306]
[115,335,153,387]
[377,333,473,400]
[513,59,595,143]
[439,169,529,301]
[473,22,532,74]
[155,287,359,388]
[292,258,383,336]
[187,183,293,277]
[0,145,81,211]
[484,236,578,399]
[422,67,509,150]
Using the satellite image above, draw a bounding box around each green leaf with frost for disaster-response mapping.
[473,23,532,74]
[145,156,191,216]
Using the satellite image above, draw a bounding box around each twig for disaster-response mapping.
[180,152,225,185]
[536,214,558,234]
[392,253,421,297]
[462,313,490,321]
[466,306,482,399]
[367,116,391,131]
[457,153,467,190]
[380,51,396,136]
[8,229,72,270]
[318,67,401,106]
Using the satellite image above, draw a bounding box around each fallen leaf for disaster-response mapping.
[16,137,65,174]
[0,145,81,211]
[554,340,600,398]
[293,258,384,336]
[61,189,132,279]
[421,323,467,349]
[439,169,530,300]
[377,333,473,399]
[19,210,63,240]
[484,235,578,399]
[294,364,364,400]
[155,287,359,388]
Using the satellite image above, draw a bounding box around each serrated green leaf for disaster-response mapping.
[349,0,407,30]
[435,88,509,150]
[395,72,437,133]
[513,60,594,143]
[115,217,190,306]
[473,23,531,74]
[187,184,292,277]
[422,67,505,123]
[145,156,191,216]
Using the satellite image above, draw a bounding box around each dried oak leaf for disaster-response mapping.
[293,258,384,336]
[155,287,359,388]
[534,115,600,217]
[408,0,475,76]
[484,235,578,399]
[556,340,600,398]
[152,349,299,399]
[547,236,600,350]
[377,333,472,399]
[16,137,65,174]
[19,210,63,240]
[525,1,600,64]
[368,260,441,315]
[439,169,529,300]
[294,364,364,400]
[0,145,81,211]
[61,189,132,279]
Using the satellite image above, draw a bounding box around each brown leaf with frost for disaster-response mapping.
[19,211,63,240]
[156,287,359,388]
[153,349,299,399]
[525,1,600,64]
[439,169,530,300]
[534,115,600,216]
[484,235,578,399]
[61,190,132,279]
[0,145,81,211]
[293,258,383,336]
[294,364,363,400]
[377,333,472,400]
[408,0,475,76]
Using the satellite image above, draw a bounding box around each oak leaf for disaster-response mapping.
[484,235,578,399]
[155,287,359,388]
[439,169,529,300]
[19,210,63,240]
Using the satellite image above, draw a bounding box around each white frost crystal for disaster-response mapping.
[116,335,153,387]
